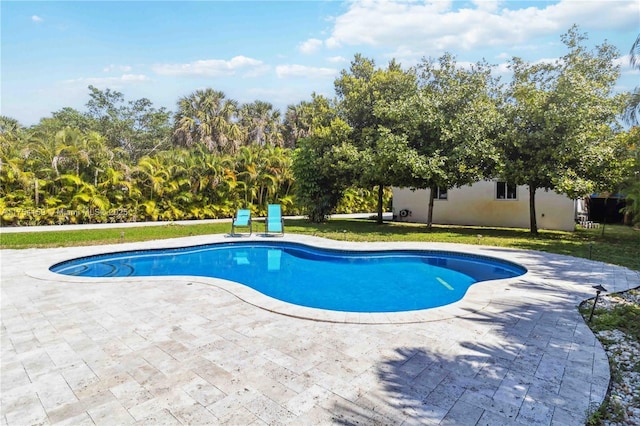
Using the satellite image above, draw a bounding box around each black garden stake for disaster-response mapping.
[588,284,607,322]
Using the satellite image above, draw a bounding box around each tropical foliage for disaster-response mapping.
[620,35,640,225]
[0,89,383,225]
[1,26,636,230]
[624,34,640,126]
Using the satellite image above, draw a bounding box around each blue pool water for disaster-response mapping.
[50,242,526,312]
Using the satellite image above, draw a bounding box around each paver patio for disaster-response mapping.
[1,233,638,425]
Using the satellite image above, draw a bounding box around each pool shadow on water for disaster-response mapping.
[329,287,607,425]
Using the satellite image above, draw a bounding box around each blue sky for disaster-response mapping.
[2,1,638,126]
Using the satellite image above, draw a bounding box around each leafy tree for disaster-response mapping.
[283,93,335,148]
[335,55,422,223]
[359,129,430,220]
[291,95,356,222]
[31,108,97,136]
[27,128,77,179]
[334,54,378,144]
[500,26,624,233]
[383,54,503,228]
[560,127,636,234]
[86,86,171,161]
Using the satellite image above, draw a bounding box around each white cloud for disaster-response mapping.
[276,64,337,79]
[614,55,638,70]
[615,55,640,78]
[63,74,149,86]
[540,0,639,31]
[325,0,638,54]
[103,64,133,73]
[152,56,268,77]
[384,45,422,63]
[120,74,148,82]
[242,63,271,78]
[31,15,43,23]
[299,38,323,54]
[326,55,347,63]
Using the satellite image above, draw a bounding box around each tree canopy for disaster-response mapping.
[1,26,636,231]
[373,54,503,227]
[500,26,625,233]
[333,55,422,223]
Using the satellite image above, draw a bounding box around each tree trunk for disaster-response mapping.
[427,185,436,230]
[600,197,608,236]
[529,184,538,234]
[377,185,384,225]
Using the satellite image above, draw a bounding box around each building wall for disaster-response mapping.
[392,181,576,231]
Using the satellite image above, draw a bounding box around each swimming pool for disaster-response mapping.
[50,242,526,313]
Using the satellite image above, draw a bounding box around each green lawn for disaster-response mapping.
[1,219,638,270]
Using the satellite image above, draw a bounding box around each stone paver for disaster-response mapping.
[1,233,638,425]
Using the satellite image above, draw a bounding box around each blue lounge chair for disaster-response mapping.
[231,209,252,236]
[265,204,284,235]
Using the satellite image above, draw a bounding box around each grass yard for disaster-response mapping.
[1,219,638,271]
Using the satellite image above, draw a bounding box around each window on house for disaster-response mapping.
[496,182,517,200]
[435,187,448,200]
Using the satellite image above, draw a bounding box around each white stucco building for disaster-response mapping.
[392,181,578,231]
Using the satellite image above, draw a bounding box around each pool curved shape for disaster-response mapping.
[50,241,526,313]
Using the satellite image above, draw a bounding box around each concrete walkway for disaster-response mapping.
[1,233,638,425]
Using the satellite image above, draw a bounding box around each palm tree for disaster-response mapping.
[239,101,284,147]
[185,148,233,216]
[235,146,259,208]
[0,116,22,137]
[160,150,193,219]
[624,34,640,125]
[283,94,337,148]
[27,130,71,178]
[172,88,243,154]
[98,163,140,221]
[262,145,293,203]
[283,102,313,148]
[55,173,109,223]
[134,156,169,200]
[0,123,29,199]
